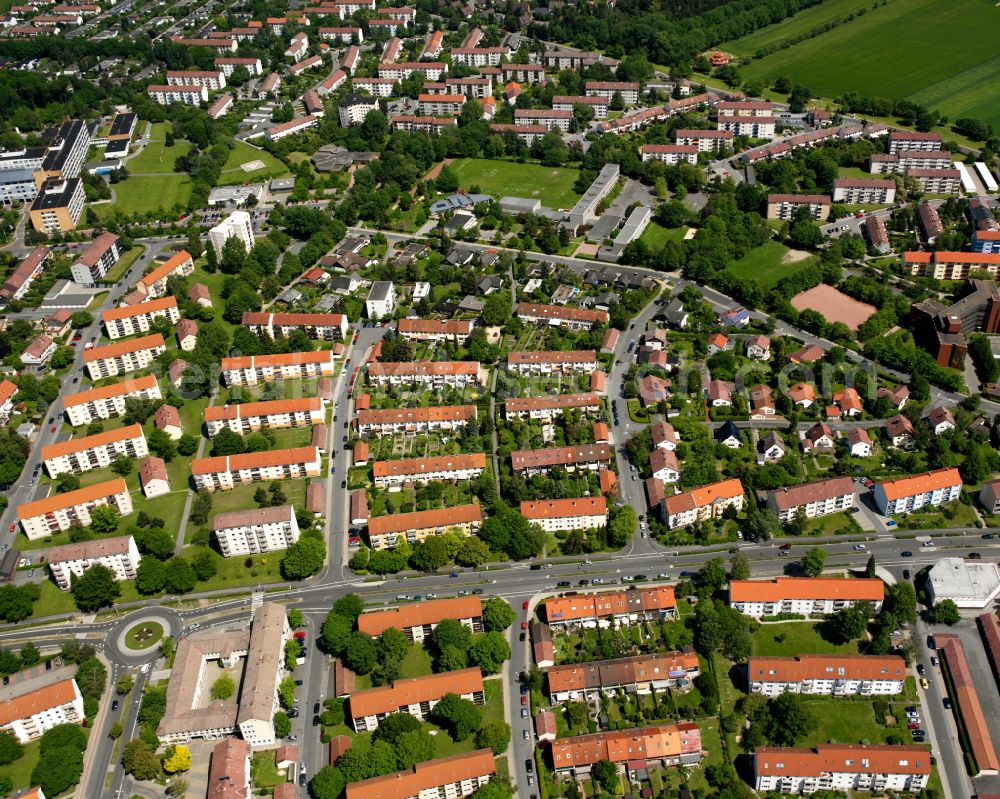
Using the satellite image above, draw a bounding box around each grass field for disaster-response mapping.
[126,122,191,174]
[640,222,688,249]
[448,158,581,210]
[99,245,144,284]
[218,141,290,185]
[806,697,916,745]
[0,739,40,792]
[124,620,164,650]
[726,0,874,56]
[730,0,1000,127]
[727,240,814,288]
[752,621,860,656]
[103,175,192,216]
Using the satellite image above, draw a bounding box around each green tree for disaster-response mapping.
[411,536,450,572]
[281,537,325,579]
[481,292,511,326]
[0,731,22,765]
[831,605,868,641]
[135,558,167,594]
[211,674,235,700]
[431,693,482,741]
[18,641,39,667]
[71,564,120,611]
[111,456,133,476]
[699,558,728,592]
[377,627,409,663]
[767,693,816,746]
[333,593,364,621]
[865,554,877,578]
[475,720,511,755]
[431,618,471,652]
[607,505,637,548]
[123,739,160,780]
[165,557,197,594]
[729,552,750,581]
[344,632,378,674]
[278,677,295,709]
[883,582,917,625]
[477,506,543,559]
[274,711,292,738]
[801,547,826,577]
[70,311,93,328]
[395,729,436,769]
[482,597,516,631]
[467,631,510,675]
[320,613,354,655]
[56,473,81,493]
[89,504,120,534]
[135,527,175,560]
[592,759,619,792]
[117,673,135,695]
[310,766,347,799]
[455,536,490,567]
[929,599,960,625]
[191,550,217,581]
[372,712,422,745]
[288,608,304,629]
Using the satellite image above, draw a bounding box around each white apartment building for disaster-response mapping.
[365,281,396,319]
[318,26,362,43]
[63,374,162,427]
[639,144,698,164]
[907,168,961,194]
[42,424,149,477]
[17,478,133,540]
[552,95,608,119]
[84,333,166,379]
[356,405,476,436]
[503,393,602,421]
[372,453,486,490]
[339,95,381,125]
[748,655,906,698]
[417,93,465,116]
[717,116,775,138]
[47,534,142,590]
[345,751,495,799]
[208,210,255,259]
[215,57,262,76]
[754,745,930,794]
[389,115,457,135]
[212,505,300,557]
[357,595,484,640]
[70,232,123,284]
[717,100,773,117]
[450,46,508,67]
[220,350,339,386]
[367,504,482,550]
[348,668,484,732]
[888,131,942,153]
[872,467,962,515]
[377,61,447,81]
[236,602,290,748]
[101,295,180,339]
[521,497,608,533]
[675,129,733,151]
[661,479,744,529]
[138,250,194,297]
[192,446,322,491]
[766,476,855,523]
[513,109,572,132]
[166,70,226,89]
[396,318,473,343]
[506,351,598,375]
[0,679,84,743]
[242,311,348,341]
[728,577,884,618]
[266,115,319,141]
[204,397,325,436]
[367,360,483,388]
[832,178,897,204]
[146,84,208,105]
[766,194,832,221]
[585,81,639,104]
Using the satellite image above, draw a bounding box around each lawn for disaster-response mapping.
[399,644,434,679]
[448,158,581,211]
[124,620,164,650]
[30,580,78,619]
[251,751,288,789]
[732,0,1000,128]
[126,122,192,174]
[725,0,874,56]
[0,739,41,793]
[99,245,145,285]
[805,697,916,745]
[752,621,861,656]
[218,141,291,185]
[727,240,815,288]
[102,175,192,216]
[639,222,688,249]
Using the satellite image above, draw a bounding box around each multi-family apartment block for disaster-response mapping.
[242,311,347,341]
[550,723,702,774]
[501,63,544,83]
[832,178,896,204]
[520,497,607,533]
[543,586,677,628]
[754,745,930,794]
[367,360,484,388]
[356,405,476,437]
[29,177,84,232]
[377,61,447,81]
[266,115,319,141]
[348,668,484,732]
[872,467,962,515]
[70,232,122,284]
[204,397,325,437]
[747,655,906,697]
[516,302,609,329]
[389,115,458,135]
[166,70,226,89]
[584,81,639,104]
[552,95,608,119]
[506,350,598,375]
[1,246,49,301]
[542,49,618,71]
[42,424,148,477]
[660,478,744,529]
[208,211,254,259]
[511,443,611,476]
[728,577,884,617]
[33,119,89,187]
[17,478,132,539]
[84,333,166,379]
[339,94,381,124]
[766,194,831,221]
[766,476,855,522]
[101,295,180,339]
[639,144,699,164]
[888,130,941,153]
[47,534,142,590]
[417,93,466,116]
[717,116,775,138]
[192,447,322,491]
[372,453,486,490]
[147,84,208,105]
[212,505,300,557]
[0,380,16,424]
[345,751,495,799]
[451,46,508,67]
[0,679,84,743]
[215,56,262,76]
[63,374,161,426]
[396,318,473,343]
[367,503,482,549]
[220,350,339,386]
[357,596,483,640]
[513,109,572,132]
[546,650,699,702]
[503,393,602,421]
[137,250,194,297]
[903,250,1000,279]
[907,167,961,194]
[675,129,733,151]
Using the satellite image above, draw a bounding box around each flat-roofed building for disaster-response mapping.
[208,212,254,260]
[243,311,347,341]
[17,478,132,539]
[766,194,831,221]
[192,447,322,491]
[213,504,300,557]
[504,393,602,420]
[546,649,699,702]
[661,478,744,529]
[755,744,931,794]
[47,534,141,590]
[926,557,1000,609]
[372,454,486,490]
[543,586,677,628]
[511,443,611,476]
[101,295,180,339]
[0,678,84,743]
[521,497,607,533]
[204,397,325,436]
[84,333,166,380]
[137,250,194,297]
[220,350,339,386]
[516,302,609,329]
[550,722,702,774]
[506,350,598,375]
[872,467,962,515]
[368,361,484,388]
[357,405,476,436]
[728,577,884,617]
[70,232,123,284]
[348,668,484,732]
[367,503,481,549]
[345,751,495,799]
[396,318,473,343]
[29,177,84,232]
[766,476,855,522]
[747,655,906,697]
[357,596,483,640]
[42,424,148,477]
[63,374,161,426]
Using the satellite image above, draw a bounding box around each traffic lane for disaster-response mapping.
[109,667,149,798]
[82,661,125,798]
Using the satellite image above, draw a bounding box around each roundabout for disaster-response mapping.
[107,607,184,667]
[123,620,164,651]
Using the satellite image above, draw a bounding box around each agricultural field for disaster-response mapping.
[725,0,874,57]
[728,0,1000,127]
[448,158,581,211]
[726,240,815,288]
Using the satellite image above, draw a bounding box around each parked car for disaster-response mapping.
[943,698,952,710]
[901,551,913,557]
[916,664,926,676]
[523,730,530,740]
[521,708,528,718]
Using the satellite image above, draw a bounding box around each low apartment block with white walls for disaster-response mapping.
[747,655,906,697]
[212,505,300,557]
[754,745,930,794]
[42,424,149,477]
[204,397,325,436]
[84,333,166,380]
[220,350,339,386]
[0,678,85,743]
[63,374,161,426]
[47,534,142,590]
[17,478,133,539]
[101,295,180,339]
[520,497,608,533]
[191,446,322,491]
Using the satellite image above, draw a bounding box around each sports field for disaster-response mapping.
[448,158,581,210]
[729,0,1000,127]
[726,240,814,288]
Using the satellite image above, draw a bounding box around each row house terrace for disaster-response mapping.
[550,722,702,775]
[516,302,609,329]
[511,443,611,476]
[396,318,473,343]
[220,349,340,386]
[367,360,484,388]
[204,397,325,436]
[356,405,476,436]
[102,295,180,339]
[357,596,484,641]
[84,333,165,380]
[546,649,700,702]
[728,577,884,618]
[506,350,598,375]
[191,446,322,491]
[503,392,602,421]
[543,585,677,628]
[43,424,148,477]
[62,374,161,427]
[242,311,348,341]
[747,654,906,698]
[372,453,486,490]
